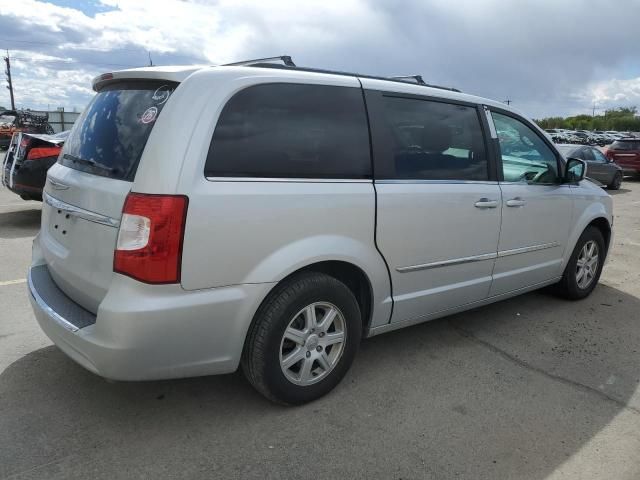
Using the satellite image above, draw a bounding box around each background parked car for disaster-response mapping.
[556,144,623,189]
[1,130,68,201]
[605,138,640,178]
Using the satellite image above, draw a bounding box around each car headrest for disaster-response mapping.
[422,123,452,153]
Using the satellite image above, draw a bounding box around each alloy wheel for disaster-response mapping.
[576,240,599,289]
[279,302,347,386]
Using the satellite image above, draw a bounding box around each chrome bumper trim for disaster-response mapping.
[44,192,120,228]
[28,267,79,333]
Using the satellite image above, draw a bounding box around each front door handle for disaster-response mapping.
[506,197,526,207]
[474,198,498,209]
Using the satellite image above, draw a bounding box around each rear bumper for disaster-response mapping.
[28,257,274,381]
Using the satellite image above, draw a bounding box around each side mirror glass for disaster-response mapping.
[565,157,587,183]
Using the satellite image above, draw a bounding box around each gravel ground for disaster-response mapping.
[1,178,639,480]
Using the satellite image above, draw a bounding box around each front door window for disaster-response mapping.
[491,112,560,184]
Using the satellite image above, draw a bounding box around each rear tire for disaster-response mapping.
[242,272,362,405]
[607,172,622,190]
[555,226,606,300]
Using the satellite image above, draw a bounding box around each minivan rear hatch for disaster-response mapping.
[609,140,640,169]
[41,80,177,313]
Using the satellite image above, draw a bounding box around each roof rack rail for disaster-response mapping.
[390,75,426,85]
[233,62,462,93]
[223,56,296,67]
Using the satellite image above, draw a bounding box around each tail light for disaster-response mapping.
[27,146,61,160]
[604,149,614,161]
[114,193,188,284]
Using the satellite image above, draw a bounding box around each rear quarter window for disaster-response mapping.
[60,81,177,181]
[205,83,371,179]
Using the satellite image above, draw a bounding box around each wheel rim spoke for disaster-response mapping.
[324,331,345,346]
[298,357,314,383]
[282,347,305,369]
[317,307,337,332]
[304,305,317,330]
[284,327,306,345]
[317,351,331,371]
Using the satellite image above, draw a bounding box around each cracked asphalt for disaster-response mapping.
[1,179,640,479]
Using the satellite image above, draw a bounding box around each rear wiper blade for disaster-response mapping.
[63,154,120,175]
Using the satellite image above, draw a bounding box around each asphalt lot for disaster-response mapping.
[1,180,640,480]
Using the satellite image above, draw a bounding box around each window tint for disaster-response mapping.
[592,149,608,163]
[491,112,560,184]
[205,83,371,178]
[381,97,488,180]
[60,81,176,181]
[581,148,594,161]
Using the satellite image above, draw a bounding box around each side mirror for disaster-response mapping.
[564,157,587,183]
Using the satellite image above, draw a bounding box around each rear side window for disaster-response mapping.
[611,140,640,150]
[380,96,489,180]
[205,83,371,178]
[60,81,177,181]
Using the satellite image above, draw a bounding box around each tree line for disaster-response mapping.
[535,107,640,132]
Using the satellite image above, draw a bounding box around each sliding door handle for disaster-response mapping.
[506,197,526,207]
[474,198,498,209]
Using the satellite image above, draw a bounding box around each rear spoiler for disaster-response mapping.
[22,131,69,146]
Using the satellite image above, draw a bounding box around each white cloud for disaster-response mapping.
[590,77,640,110]
[0,0,639,117]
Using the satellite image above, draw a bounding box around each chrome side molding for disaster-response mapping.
[397,242,561,273]
[396,252,497,272]
[497,242,560,258]
[44,192,120,228]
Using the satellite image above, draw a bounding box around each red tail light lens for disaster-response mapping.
[114,193,189,284]
[27,146,61,160]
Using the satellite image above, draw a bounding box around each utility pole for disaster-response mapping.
[592,103,597,117]
[4,50,15,110]
[148,51,153,67]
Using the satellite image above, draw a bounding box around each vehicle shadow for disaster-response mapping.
[1,284,639,479]
[0,208,41,239]
[608,187,631,195]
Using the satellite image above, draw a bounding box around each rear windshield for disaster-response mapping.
[611,140,640,151]
[59,81,177,181]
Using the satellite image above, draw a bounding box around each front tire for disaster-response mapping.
[242,272,362,405]
[608,172,622,190]
[555,226,606,300]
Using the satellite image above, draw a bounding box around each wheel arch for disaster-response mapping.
[563,207,612,270]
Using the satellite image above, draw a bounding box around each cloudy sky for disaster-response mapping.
[0,0,639,119]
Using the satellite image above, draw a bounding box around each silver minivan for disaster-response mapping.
[28,57,613,404]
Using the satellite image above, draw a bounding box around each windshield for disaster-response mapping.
[59,81,177,181]
[0,114,16,124]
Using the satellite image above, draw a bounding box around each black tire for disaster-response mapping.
[608,172,622,190]
[241,271,362,405]
[555,226,606,300]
